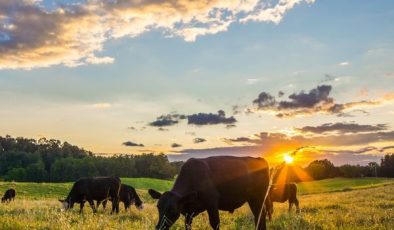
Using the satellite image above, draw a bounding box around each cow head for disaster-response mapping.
[58,198,73,210]
[148,189,196,230]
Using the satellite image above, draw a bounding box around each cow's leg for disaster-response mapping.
[207,207,220,230]
[124,202,128,211]
[288,201,293,212]
[295,198,300,213]
[102,200,107,210]
[96,200,102,210]
[185,213,194,230]
[87,199,96,213]
[79,202,85,214]
[248,200,267,230]
[111,197,120,214]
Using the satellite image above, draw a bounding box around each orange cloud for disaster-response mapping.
[0,0,315,69]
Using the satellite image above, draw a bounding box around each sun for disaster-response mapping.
[284,154,294,164]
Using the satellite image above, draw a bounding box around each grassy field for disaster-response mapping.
[0,178,393,229]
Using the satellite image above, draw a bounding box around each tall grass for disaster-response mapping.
[0,183,393,229]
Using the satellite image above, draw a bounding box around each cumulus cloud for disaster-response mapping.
[188,110,237,126]
[297,122,388,134]
[251,85,394,117]
[0,0,315,69]
[193,137,207,144]
[123,141,144,147]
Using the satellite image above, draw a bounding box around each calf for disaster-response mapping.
[98,184,144,211]
[1,189,16,203]
[266,183,299,220]
[59,177,121,214]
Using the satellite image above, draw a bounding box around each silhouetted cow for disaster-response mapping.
[148,156,270,230]
[1,189,16,203]
[266,183,299,220]
[59,177,121,213]
[97,184,144,211]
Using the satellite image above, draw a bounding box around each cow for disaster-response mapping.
[1,189,16,203]
[59,177,121,214]
[266,183,299,220]
[148,156,270,230]
[97,184,144,211]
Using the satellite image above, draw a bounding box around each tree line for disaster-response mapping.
[0,135,182,182]
[277,155,394,182]
[1,135,393,183]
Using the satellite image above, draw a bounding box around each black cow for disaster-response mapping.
[59,177,121,214]
[148,156,270,230]
[97,184,144,211]
[1,189,16,203]
[266,183,299,220]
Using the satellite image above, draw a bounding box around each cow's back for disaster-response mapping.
[176,156,269,212]
[70,177,121,201]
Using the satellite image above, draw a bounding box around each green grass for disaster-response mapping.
[121,177,173,191]
[0,178,173,199]
[0,177,393,229]
[297,177,394,194]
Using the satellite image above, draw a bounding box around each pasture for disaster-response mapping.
[0,178,393,229]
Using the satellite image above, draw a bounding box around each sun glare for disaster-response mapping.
[284,154,294,164]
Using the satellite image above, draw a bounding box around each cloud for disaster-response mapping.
[122,141,144,147]
[0,0,315,69]
[251,85,394,118]
[246,78,260,85]
[226,130,394,147]
[297,122,388,134]
[169,129,394,163]
[148,113,186,127]
[321,74,340,83]
[171,143,182,148]
[188,110,237,126]
[338,61,350,66]
[149,110,236,127]
[193,137,207,144]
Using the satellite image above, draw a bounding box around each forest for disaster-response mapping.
[1,135,393,183]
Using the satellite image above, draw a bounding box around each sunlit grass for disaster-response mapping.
[0,179,393,229]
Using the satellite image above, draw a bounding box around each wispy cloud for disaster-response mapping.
[338,61,350,66]
[0,0,315,69]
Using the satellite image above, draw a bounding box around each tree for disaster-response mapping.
[305,159,338,180]
[380,154,394,177]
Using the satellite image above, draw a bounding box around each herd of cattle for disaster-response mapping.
[1,156,300,230]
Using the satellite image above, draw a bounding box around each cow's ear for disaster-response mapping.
[179,191,197,204]
[148,189,162,199]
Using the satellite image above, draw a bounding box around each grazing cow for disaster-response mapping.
[1,189,16,203]
[148,156,270,230]
[97,184,144,211]
[266,183,299,220]
[59,177,121,214]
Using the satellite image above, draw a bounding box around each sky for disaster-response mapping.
[1,0,394,165]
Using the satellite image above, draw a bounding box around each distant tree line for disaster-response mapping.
[276,154,394,182]
[0,135,182,182]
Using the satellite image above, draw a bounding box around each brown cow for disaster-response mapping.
[266,183,299,220]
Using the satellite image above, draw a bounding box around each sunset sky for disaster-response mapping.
[1,0,393,165]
